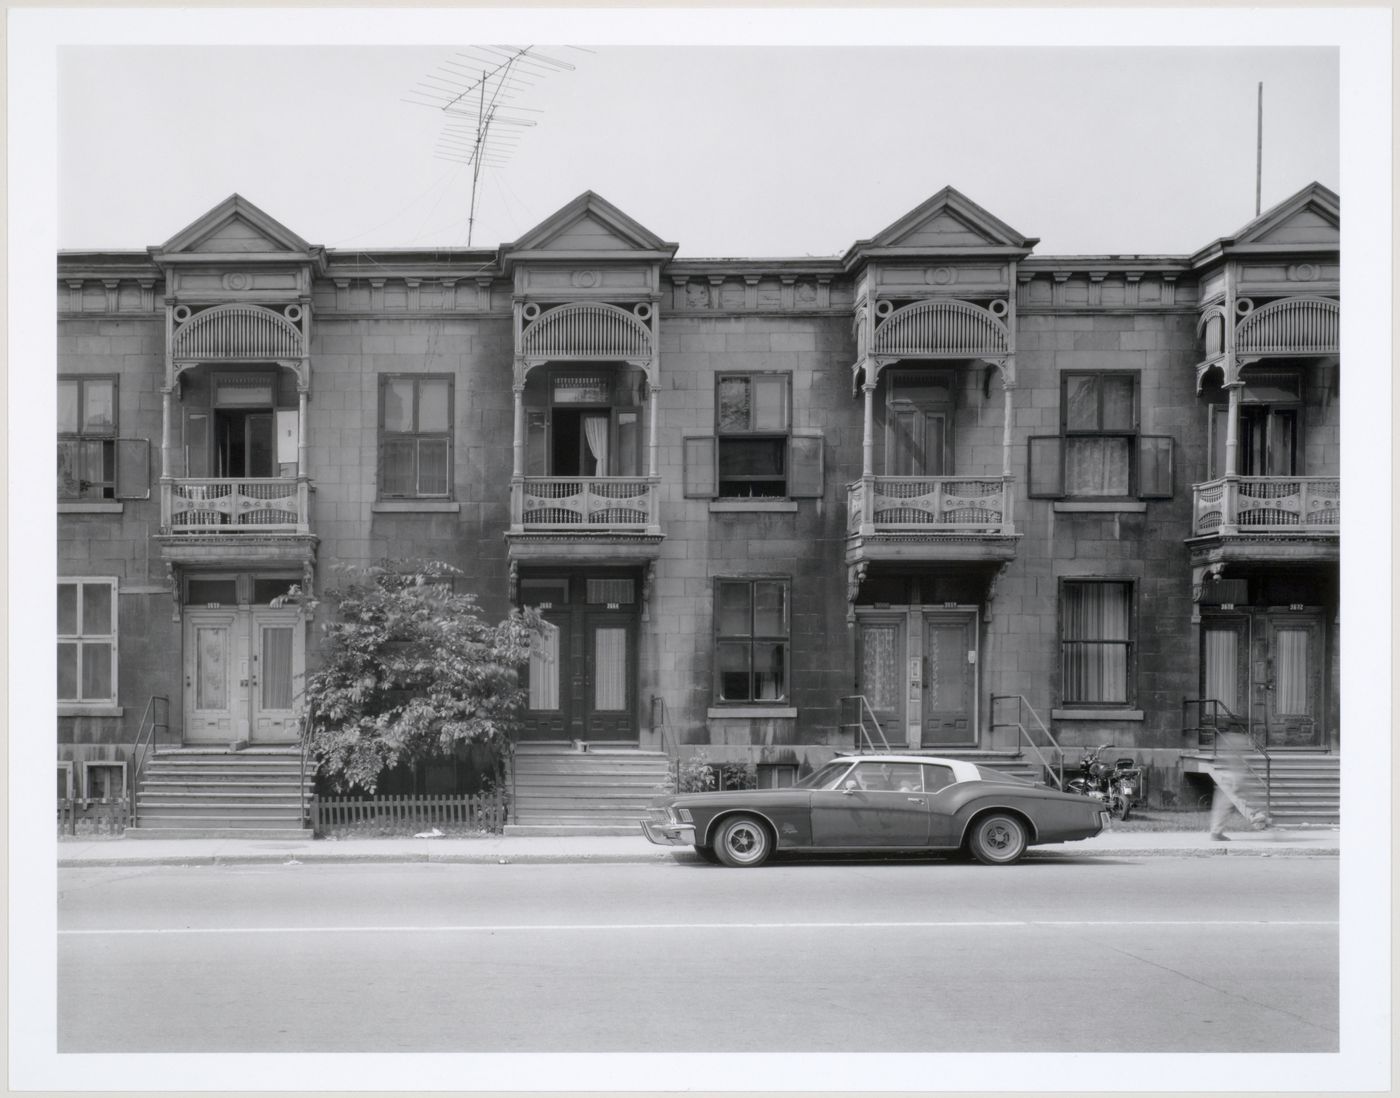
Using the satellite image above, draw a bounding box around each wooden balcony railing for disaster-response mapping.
[162,478,310,533]
[1191,476,1339,536]
[512,476,660,531]
[848,475,1014,536]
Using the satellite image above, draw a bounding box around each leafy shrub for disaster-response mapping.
[676,749,757,793]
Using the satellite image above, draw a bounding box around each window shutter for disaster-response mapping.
[788,433,824,498]
[683,436,717,498]
[1138,436,1174,499]
[1027,436,1064,498]
[114,438,151,500]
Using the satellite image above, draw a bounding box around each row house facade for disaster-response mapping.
[56,184,1340,824]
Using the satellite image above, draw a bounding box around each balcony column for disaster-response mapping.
[1001,381,1015,478]
[160,386,174,479]
[297,386,309,478]
[512,383,526,479]
[647,379,659,479]
[1224,382,1242,475]
[861,380,876,478]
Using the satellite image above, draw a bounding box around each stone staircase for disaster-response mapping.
[125,747,313,839]
[504,747,672,836]
[1187,753,1340,828]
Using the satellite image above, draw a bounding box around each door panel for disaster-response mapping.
[185,611,239,744]
[886,407,948,476]
[857,617,906,746]
[922,613,976,746]
[1264,615,1324,748]
[1201,616,1250,726]
[810,761,930,847]
[584,613,635,741]
[251,609,303,743]
[521,611,571,740]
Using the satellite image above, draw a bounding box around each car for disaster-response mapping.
[641,754,1108,867]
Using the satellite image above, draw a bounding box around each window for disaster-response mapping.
[1029,372,1173,500]
[379,375,453,498]
[684,374,823,500]
[83,761,126,803]
[1060,581,1134,706]
[58,578,117,705]
[715,579,789,703]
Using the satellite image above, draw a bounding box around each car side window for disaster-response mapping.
[921,764,955,792]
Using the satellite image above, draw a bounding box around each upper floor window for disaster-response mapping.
[683,373,823,502]
[1029,371,1172,500]
[58,578,117,705]
[379,375,453,498]
[58,377,116,499]
[1060,580,1134,706]
[715,578,789,703]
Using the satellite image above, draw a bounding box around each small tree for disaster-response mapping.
[301,560,539,793]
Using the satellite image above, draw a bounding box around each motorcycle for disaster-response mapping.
[1065,743,1142,821]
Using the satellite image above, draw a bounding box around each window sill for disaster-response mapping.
[371,500,460,513]
[59,704,124,718]
[1052,501,1148,513]
[1052,708,1144,721]
[709,499,798,513]
[707,707,798,720]
[58,502,124,514]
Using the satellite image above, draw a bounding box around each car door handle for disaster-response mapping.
[907,797,925,804]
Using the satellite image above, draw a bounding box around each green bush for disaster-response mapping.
[676,749,757,793]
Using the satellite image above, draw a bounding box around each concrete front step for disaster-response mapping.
[123,827,314,840]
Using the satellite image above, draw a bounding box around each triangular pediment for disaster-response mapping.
[868,186,1037,253]
[1232,182,1339,248]
[506,192,674,257]
[157,194,313,257]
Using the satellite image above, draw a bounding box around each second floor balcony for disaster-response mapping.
[155,477,317,570]
[1189,475,1339,564]
[506,475,663,565]
[846,474,1018,564]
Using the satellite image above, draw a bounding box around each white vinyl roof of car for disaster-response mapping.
[834,755,984,783]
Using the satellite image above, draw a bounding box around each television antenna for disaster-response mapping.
[404,46,583,245]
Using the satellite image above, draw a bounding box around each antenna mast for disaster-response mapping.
[1255,81,1264,217]
[405,46,585,245]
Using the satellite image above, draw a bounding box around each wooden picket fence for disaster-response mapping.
[58,799,131,837]
[313,792,508,834]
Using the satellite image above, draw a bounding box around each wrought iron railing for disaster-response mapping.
[990,694,1065,788]
[163,477,311,532]
[651,695,681,792]
[848,475,1014,535]
[513,476,659,530]
[1191,476,1339,536]
[128,694,170,829]
[840,696,893,753]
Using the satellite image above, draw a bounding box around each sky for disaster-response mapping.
[58,44,1339,259]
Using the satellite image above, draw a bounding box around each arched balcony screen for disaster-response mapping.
[520,302,652,361]
[1235,298,1339,357]
[871,300,1009,359]
[171,304,305,361]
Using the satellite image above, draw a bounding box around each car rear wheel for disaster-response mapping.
[968,813,1028,866]
[713,815,772,868]
[693,845,721,864]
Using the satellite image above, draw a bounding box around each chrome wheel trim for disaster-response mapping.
[973,814,1026,864]
[719,817,769,866]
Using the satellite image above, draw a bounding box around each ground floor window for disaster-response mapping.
[1060,580,1133,705]
[715,578,789,703]
[58,578,117,705]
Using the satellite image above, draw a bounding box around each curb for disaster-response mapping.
[57,847,1337,869]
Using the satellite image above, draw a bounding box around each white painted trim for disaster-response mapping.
[707,707,797,720]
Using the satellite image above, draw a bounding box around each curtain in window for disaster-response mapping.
[1063,583,1130,703]
[1066,438,1130,497]
[1275,629,1309,715]
[1203,627,1239,714]
[261,627,294,710]
[593,627,627,711]
[529,621,560,710]
[380,439,415,496]
[582,415,609,476]
[861,625,898,712]
[417,439,449,495]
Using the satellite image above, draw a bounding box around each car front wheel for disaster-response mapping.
[713,815,772,868]
[968,813,1028,865]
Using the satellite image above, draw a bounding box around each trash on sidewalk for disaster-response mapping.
[414,828,445,839]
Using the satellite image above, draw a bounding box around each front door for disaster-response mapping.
[1200,614,1250,727]
[921,611,977,746]
[1262,612,1324,748]
[856,615,907,747]
[520,573,640,743]
[184,607,302,745]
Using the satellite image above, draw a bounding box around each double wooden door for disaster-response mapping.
[184,607,303,744]
[857,609,977,748]
[523,606,637,743]
[1200,610,1325,749]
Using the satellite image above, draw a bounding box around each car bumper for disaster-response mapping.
[640,819,696,847]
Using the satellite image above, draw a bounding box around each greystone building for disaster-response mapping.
[57,183,1340,833]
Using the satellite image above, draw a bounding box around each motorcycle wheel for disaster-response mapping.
[1108,795,1129,821]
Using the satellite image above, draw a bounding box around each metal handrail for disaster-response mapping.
[299,698,314,833]
[1183,697,1272,825]
[990,694,1065,789]
[128,694,169,829]
[840,696,893,753]
[651,695,680,791]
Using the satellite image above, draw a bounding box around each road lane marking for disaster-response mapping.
[58,919,1339,937]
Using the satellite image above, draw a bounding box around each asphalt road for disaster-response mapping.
[58,854,1338,1054]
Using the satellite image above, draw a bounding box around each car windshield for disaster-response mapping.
[794,760,854,790]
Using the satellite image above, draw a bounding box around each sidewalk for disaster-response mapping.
[57,826,1341,868]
